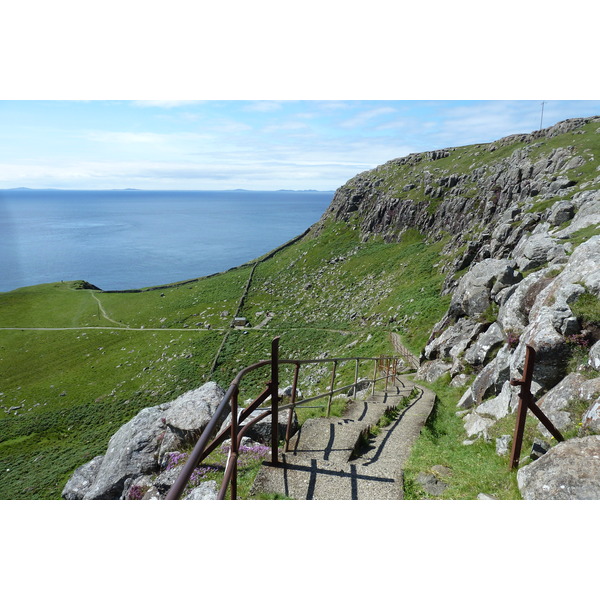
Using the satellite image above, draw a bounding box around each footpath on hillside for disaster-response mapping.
[251,374,435,500]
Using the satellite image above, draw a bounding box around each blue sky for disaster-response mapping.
[1,100,598,191]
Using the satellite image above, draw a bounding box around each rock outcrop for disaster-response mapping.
[517,436,600,499]
[63,382,228,500]
[319,115,600,498]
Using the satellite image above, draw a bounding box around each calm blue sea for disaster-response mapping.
[0,189,333,292]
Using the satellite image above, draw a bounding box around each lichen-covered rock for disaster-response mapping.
[464,322,505,366]
[536,374,600,437]
[448,259,521,319]
[61,455,104,500]
[62,382,227,500]
[517,436,600,499]
[513,232,567,271]
[497,268,555,335]
[415,359,452,382]
[424,317,486,360]
[184,480,218,500]
[589,341,600,371]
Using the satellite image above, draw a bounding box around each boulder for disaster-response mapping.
[511,309,570,393]
[589,341,600,371]
[496,435,512,456]
[517,436,600,499]
[463,412,495,440]
[497,268,555,335]
[65,382,227,500]
[61,455,104,500]
[415,359,452,382]
[424,317,486,360]
[513,232,566,271]
[536,374,600,437]
[548,200,575,226]
[464,322,505,366]
[448,259,521,319]
[470,345,512,404]
[475,380,517,420]
[184,480,218,500]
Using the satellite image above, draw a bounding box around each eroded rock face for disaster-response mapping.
[517,436,600,499]
[62,382,228,500]
[536,374,600,437]
[448,259,521,320]
[424,317,486,361]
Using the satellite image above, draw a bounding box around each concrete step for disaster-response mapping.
[251,377,436,500]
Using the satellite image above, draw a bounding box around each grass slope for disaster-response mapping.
[0,218,449,499]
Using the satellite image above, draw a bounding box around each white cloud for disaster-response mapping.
[339,106,397,128]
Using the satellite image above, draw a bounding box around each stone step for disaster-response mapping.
[251,377,437,500]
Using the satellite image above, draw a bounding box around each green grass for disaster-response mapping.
[403,375,521,500]
[0,217,450,499]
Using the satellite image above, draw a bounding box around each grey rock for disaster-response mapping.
[415,359,452,382]
[424,317,486,361]
[346,378,371,396]
[457,388,475,409]
[464,322,505,366]
[513,233,566,271]
[548,200,575,226]
[588,341,600,371]
[416,472,448,496]
[463,412,495,440]
[496,434,512,456]
[535,373,591,436]
[517,436,600,499]
[450,373,471,388]
[477,493,498,500]
[476,380,516,420]
[76,382,227,500]
[497,268,555,335]
[184,480,218,500]
[61,455,104,500]
[470,345,512,404]
[449,259,521,319]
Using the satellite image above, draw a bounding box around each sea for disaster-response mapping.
[0,189,334,293]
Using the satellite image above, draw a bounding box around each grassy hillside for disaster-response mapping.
[0,217,449,499]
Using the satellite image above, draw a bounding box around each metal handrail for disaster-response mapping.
[166,337,404,500]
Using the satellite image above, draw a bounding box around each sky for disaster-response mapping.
[1,99,598,191]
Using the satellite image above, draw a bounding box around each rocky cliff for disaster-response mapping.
[319,115,600,499]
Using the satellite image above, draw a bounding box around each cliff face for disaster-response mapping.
[318,115,598,261]
[319,115,600,498]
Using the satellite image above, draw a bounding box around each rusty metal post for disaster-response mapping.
[285,362,300,452]
[384,358,390,392]
[353,358,360,402]
[326,360,338,417]
[371,358,378,395]
[509,345,564,470]
[229,387,239,499]
[509,345,535,469]
[270,336,280,465]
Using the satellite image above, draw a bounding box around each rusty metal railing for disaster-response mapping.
[509,344,564,469]
[165,337,402,500]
